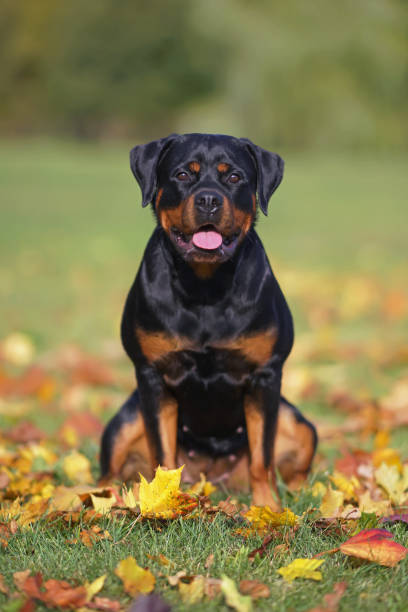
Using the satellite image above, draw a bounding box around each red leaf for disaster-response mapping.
[340,528,408,567]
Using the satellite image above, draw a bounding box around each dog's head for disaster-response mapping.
[130,133,284,265]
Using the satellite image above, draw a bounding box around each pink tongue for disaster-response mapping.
[192,230,222,250]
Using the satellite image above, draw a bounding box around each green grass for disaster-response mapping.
[0,140,407,610]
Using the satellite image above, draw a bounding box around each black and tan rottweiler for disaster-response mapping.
[100,133,317,509]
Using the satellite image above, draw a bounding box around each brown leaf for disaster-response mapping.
[43,579,87,608]
[59,412,103,442]
[239,579,270,599]
[87,596,122,611]
[13,570,32,591]
[18,600,35,612]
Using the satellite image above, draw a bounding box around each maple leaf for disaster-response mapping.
[358,491,391,516]
[277,558,324,583]
[43,578,88,608]
[372,448,402,471]
[63,451,93,484]
[114,557,155,596]
[375,462,408,506]
[220,575,253,612]
[139,465,197,518]
[330,471,359,501]
[339,528,407,567]
[319,485,344,518]
[307,581,348,612]
[243,506,298,533]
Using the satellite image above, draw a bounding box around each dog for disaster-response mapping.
[100,133,317,509]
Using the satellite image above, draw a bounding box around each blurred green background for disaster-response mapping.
[0,0,407,350]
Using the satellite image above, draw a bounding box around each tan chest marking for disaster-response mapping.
[217,328,277,366]
[136,327,277,366]
[135,328,193,362]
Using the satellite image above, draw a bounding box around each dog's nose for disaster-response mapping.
[194,191,223,216]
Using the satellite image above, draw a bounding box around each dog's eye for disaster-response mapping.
[176,172,189,181]
[228,173,241,184]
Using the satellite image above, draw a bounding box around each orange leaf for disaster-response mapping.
[43,579,87,608]
[340,528,408,567]
[0,574,9,595]
[239,579,270,599]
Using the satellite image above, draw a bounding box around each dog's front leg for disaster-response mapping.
[136,364,178,471]
[245,365,282,510]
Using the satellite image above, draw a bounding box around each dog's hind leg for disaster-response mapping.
[274,397,317,490]
[99,389,152,483]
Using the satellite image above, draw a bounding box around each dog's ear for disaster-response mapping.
[130,134,179,207]
[240,139,284,215]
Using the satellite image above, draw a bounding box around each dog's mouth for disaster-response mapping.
[170,225,240,261]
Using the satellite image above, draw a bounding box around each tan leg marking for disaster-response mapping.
[108,413,146,477]
[157,395,178,469]
[244,396,281,510]
[275,401,316,489]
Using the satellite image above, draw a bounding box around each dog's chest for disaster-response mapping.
[135,326,277,388]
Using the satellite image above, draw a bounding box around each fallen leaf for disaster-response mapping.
[178,575,205,604]
[372,448,402,471]
[6,421,45,443]
[330,471,359,501]
[43,578,87,608]
[381,513,408,526]
[243,506,297,533]
[187,472,216,496]
[358,491,391,516]
[114,557,155,596]
[248,533,275,560]
[220,575,252,612]
[319,485,344,518]
[139,465,196,518]
[90,493,115,514]
[239,579,270,598]
[277,558,324,583]
[84,574,106,602]
[375,462,407,505]
[87,596,121,611]
[339,528,407,567]
[63,451,93,484]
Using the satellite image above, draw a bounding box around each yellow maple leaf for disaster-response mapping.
[187,472,216,496]
[277,558,324,583]
[330,471,359,501]
[243,506,298,532]
[1,498,49,527]
[114,557,155,596]
[139,465,194,518]
[122,484,138,509]
[358,491,391,516]
[63,451,93,484]
[319,485,344,518]
[375,462,407,506]
[374,430,390,450]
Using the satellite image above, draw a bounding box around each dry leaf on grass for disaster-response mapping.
[220,575,252,612]
[339,528,407,567]
[277,558,324,583]
[139,465,197,519]
[239,579,270,598]
[115,556,155,596]
[307,581,348,612]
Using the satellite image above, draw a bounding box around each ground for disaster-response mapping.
[0,141,407,611]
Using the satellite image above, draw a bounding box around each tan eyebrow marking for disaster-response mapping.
[189,161,200,173]
[217,163,230,173]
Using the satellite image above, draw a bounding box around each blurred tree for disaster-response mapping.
[0,0,406,149]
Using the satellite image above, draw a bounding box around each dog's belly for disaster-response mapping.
[158,347,251,446]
